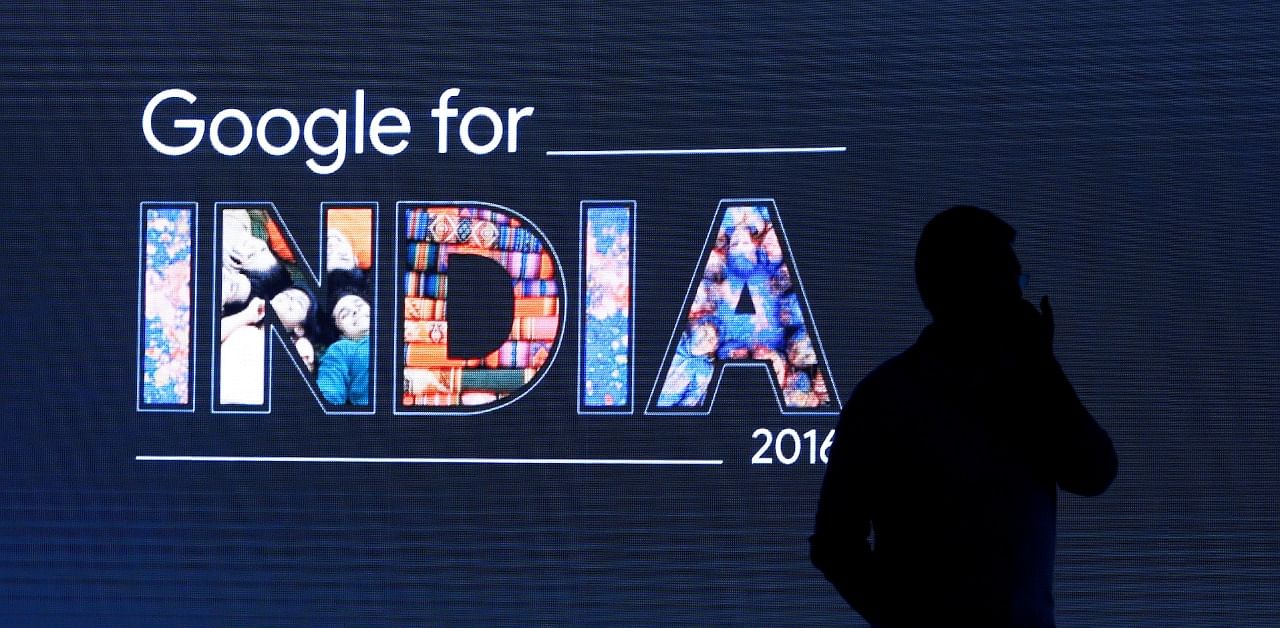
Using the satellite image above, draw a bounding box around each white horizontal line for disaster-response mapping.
[545,146,847,156]
[136,455,723,465]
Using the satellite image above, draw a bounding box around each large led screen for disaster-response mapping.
[1,3,1277,625]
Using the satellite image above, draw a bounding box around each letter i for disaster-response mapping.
[138,202,197,411]
[578,201,635,414]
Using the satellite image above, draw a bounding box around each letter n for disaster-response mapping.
[213,202,378,414]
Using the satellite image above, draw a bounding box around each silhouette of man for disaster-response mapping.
[811,206,1117,627]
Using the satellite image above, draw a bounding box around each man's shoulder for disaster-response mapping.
[835,345,927,442]
[333,336,371,350]
[852,342,926,398]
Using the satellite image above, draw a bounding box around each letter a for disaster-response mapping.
[647,199,840,415]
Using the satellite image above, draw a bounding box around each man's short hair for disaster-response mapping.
[914,205,1017,317]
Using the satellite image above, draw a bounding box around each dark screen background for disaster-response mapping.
[1,2,1277,625]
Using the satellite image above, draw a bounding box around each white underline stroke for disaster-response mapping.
[136,455,723,465]
[546,146,846,156]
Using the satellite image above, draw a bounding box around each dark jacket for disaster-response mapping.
[811,324,1117,627]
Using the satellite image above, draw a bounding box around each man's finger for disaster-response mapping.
[1040,295,1054,341]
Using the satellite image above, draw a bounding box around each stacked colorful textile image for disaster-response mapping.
[402,205,561,407]
[657,204,833,409]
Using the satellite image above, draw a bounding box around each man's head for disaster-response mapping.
[225,234,277,274]
[915,206,1023,327]
[271,287,313,337]
[326,229,358,273]
[333,293,370,340]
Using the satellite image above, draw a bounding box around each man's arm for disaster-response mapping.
[811,390,881,622]
[316,343,350,405]
[1037,356,1118,496]
[1014,297,1118,495]
[220,297,265,342]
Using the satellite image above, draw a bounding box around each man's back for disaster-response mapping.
[810,206,1117,627]
[815,328,1059,625]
